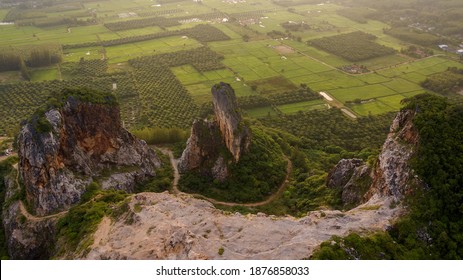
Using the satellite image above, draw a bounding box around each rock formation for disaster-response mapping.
[211,82,251,162]
[18,93,161,216]
[367,109,419,199]
[179,82,251,181]
[327,158,371,208]
[327,109,420,208]
[81,192,402,260]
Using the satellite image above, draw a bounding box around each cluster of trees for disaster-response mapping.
[137,8,184,18]
[309,31,395,62]
[17,16,96,28]
[238,86,321,109]
[131,127,189,145]
[337,7,377,24]
[281,21,310,32]
[0,47,62,81]
[105,12,226,31]
[129,46,217,128]
[130,46,225,73]
[228,10,270,21]
[63,24,231,50]
[261,108,395,152]
[400,45,434,58]
[61,59,108,78]
[312,94,463,259]
[421,67,463,95]
[384,27,440,47]
[0,47,62,72]
[104,16,180,31]
[336,0,463,41]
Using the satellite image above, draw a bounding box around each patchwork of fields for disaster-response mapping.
[0,0,461,135]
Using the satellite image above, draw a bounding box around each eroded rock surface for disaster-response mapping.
[211,82,251,162]
[18,96,161,216]
[368,110,420,199]
[179,82,250,181]
[327,159,371,208]
[328,110,420,208]
[84,192,402,260]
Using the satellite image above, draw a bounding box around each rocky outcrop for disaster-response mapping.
[328,110,420,207]
[367,110,419,199]
[178,83,250,181]
[2,172,57,259]
[18,96,161,216]
[83,192,402,260]
[3,201,57,259]
[327,159,372,208]
[211,82,251,162]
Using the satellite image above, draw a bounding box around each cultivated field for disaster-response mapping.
[0,0,461,135]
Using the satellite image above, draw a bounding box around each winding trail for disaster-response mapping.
[158,147,292,208]
[12,146,292,222]
[12,163,68,222]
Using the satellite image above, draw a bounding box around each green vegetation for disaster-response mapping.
[421,67,463,95]
[58,87,117,106]
[261,109,395,152]
[309,32,396,62]
[56,185,129,256]
[28,87,118,134]
[132,127,189,145]
[384,28,440,47]
[312,94,463,259]
[134,151,173,193]
[179,127,287,203]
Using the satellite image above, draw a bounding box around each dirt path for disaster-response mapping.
[12,163,68,222]
[92,216,111,248]
[158,147,292,207]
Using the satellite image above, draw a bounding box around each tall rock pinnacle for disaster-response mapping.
[211,82,251,161]
[178,82,251,181]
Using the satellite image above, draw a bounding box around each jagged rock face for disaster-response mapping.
[2,174,56,259]
[3,201,57,259]
[178,83,250,181]
[83,192,402,260]
[368,110,420,199]
[19,98,161,216]
[178,120,229,181]
[327,158,372,208]
[329,110,421,206]
[211,82,251,162]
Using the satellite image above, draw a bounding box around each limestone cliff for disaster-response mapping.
[328,109,420,208]
[18,93,161,216]
[367,109,419,199]
[178,82,250,181]
[327,158,371,208]
[211,82,251,162]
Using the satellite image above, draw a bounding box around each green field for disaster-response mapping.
[277,99,327,114]
[0,0,461,134]
[245,106,278,118]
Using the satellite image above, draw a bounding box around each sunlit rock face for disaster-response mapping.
[179,82,251,181]
[18,96,160,216]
